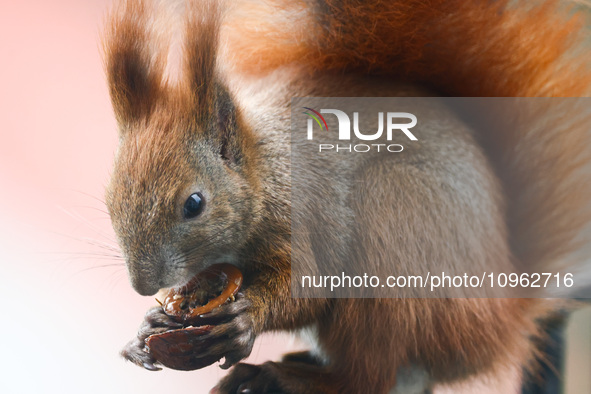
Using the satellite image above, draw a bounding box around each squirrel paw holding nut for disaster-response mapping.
[192,293,256,370]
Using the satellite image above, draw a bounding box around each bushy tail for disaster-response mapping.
[224,0,591,277]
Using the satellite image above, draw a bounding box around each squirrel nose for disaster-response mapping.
[131,279,161,296]
[134,284,159,296]
[126,256,165,296]
[129,272,161,296]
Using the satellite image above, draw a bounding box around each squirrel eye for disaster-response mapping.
[183,193,205,219]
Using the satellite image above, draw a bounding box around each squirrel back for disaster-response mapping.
[222,0,591,276]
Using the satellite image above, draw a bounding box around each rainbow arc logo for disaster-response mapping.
[303,107,329,131]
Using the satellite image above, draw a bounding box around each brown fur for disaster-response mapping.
[223,0,591,273]
[103,0,591,393]
[102,0,167,125]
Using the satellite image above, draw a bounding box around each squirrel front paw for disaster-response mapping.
[194,292,256,369]
[120,306,183,371]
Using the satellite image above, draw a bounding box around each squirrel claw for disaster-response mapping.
[121,306,184,370]
[142,362,161,371]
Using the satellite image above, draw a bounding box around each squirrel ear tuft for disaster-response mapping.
[182,0,221,113]
[102,0,166,126]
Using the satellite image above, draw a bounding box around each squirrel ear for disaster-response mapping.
[215,87,241,164]
[183,2,242,164]
[103,0,166,126]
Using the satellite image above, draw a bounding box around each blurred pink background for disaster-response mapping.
[0,1,588,393]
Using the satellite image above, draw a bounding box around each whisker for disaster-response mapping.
[46,256,125,265]
[42,250,123,258]
[53,256,125,264]
[107,270,128,293]
[59,261,126,289]
[68,205,112,217]
[46,230,121,252]
[65,189,108,206]
[74,263,127,274]
[56,205,117,243]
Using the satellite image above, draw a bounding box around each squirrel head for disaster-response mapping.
[103,0,260,296]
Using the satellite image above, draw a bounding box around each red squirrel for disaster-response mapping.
[103,0,591,392]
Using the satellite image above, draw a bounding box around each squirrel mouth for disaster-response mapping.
[159,263,243,324]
